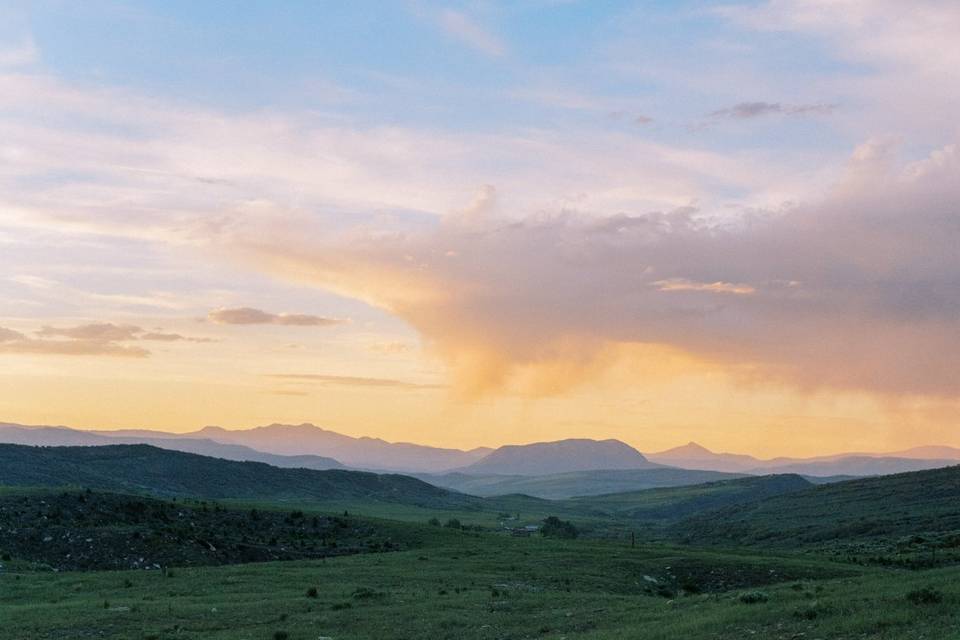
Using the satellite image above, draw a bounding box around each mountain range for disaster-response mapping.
[647,440,960,476]
[2,421,959,486]
[0,423,344,470]
[91,423,492,473]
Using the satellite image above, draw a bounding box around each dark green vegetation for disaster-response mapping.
[0,490,403,571]
[1,445,959,639]
[0,444,479,509]
[675,464,960,566]
[567,474,812,523]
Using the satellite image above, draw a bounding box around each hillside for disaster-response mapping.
[0,424,344,470]
[568,474,813,523]
[0,489,400,571]
[673,464,960,548]
[425,467,743,499]
[0,444,480,509]
[459,438,657,476]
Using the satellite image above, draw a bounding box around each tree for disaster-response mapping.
[540,516,578,539]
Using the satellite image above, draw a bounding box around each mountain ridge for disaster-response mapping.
[458,438,659,476]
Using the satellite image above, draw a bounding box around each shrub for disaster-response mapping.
[351,587,384,599]
[906,587,943,605]
[444,518,462,529]
[739,591,769,604]
[540,516,578,539]
[306,587,318,598]
[792,602,836,621]
[273,632,289,640]
[680,579,701,594]
[428,518,441,527]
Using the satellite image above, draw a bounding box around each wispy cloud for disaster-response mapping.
[140,331,214,343]
[435,9,506,57]
[708,101,837,120]
[0,322,212,357]
[37,323,142,341]
[0,325,149,358]
[207,307,342,327]
[0,36,38,68]
[654,279,756,295]
[266,373,445,390]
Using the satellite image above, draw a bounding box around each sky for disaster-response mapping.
[1,0,959,456]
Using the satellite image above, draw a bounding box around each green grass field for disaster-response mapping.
[3,453,960,639]
[2,530,958,640]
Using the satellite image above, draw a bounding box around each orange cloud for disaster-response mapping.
[227,142,960,399]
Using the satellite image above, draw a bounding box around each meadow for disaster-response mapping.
[2,499,959,640]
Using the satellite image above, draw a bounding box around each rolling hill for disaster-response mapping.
[672,463,960,547]
[566,474,812,523]
[0,424,344,470]
[458,438,657,476]
[423,467,744,499]
[0,443,480,509]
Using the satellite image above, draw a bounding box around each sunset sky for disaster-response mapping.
[1,1,959,456]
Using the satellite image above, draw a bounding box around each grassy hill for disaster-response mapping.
[566,474,812,523]
[424,468,745,499]
[0,489,407,571]
[0,444,481,510]
[672,464,960,555]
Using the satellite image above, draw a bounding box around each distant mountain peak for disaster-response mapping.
[657,441,716,457]
[459,438,658,476]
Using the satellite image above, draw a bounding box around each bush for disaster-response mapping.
[306,587,318,598]
[906,587,943,605]
[444,519,462,529]
[273,632,289,640]
[540,516,578,539]
[428,518,441,526]
[680,579,701,594]
[739,591,769,604]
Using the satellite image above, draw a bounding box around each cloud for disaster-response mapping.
[0,327,26,342]
[708,101,837,120]
[140,331,214,343]
[435,9,506,57]
[207,307,341,326]
[37,322,142,341]
[0,37,38,69]
[0,322,211,356]
[368,341,413,355]
[654,279,756,295]
[0,325,149,358]
[232,140,960,398]
[265,373,444,390]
